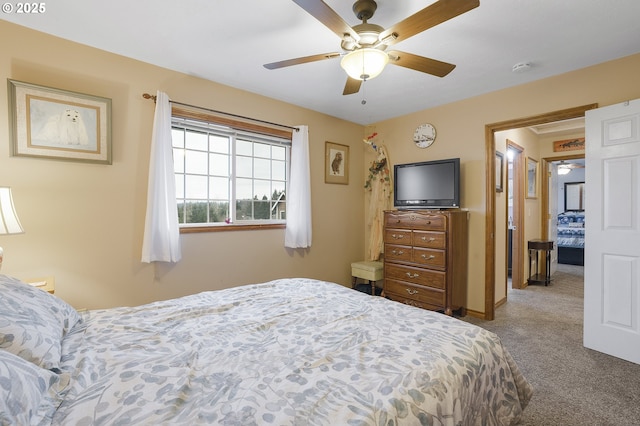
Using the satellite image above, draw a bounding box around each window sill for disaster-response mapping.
[179,223,286,233]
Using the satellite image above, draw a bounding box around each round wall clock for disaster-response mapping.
[413,123,436,148]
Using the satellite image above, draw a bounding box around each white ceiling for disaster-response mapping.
[527,117,585,136]
[3,0,640,125]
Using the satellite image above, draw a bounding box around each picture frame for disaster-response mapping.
[553,137,585,152]
[7,79,112,164]
[526,157,538,198]
[495,151,504,192]
[564,181,585,211]
[324,141,349,184]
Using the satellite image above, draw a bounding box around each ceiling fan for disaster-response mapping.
[264,0,480,95]
[557,160,585,175]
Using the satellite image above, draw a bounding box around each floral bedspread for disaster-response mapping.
[52,278,532,425]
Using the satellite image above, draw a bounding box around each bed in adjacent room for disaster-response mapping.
[557,211,585,266]
[1,274,532,425]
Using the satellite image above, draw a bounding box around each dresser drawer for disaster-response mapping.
[383,209,468,317]
[385,244,412,262]
[384,263,445,289]
[413,247,446,269]
[385,212,446,231]
[384,228,411,244]
[385,279,445,308]
[412,231,446,249]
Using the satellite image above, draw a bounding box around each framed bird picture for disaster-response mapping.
[325,141,349,185]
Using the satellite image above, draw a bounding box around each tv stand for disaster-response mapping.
[383,209,469,316]
[396,207,460,211]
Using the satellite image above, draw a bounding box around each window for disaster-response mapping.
[171,114,290,230]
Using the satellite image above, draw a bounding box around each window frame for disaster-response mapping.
[172,106,292,233]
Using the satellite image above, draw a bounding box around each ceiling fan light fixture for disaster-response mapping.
[340,48,388,80]
[557,165,571,175]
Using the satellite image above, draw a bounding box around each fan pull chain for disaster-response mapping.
[361,79,367,105]
[361,51,367,104]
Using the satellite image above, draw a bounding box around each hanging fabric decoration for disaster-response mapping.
[364,133,392,261]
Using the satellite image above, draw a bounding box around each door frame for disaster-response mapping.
[506,140,525,290]
[484,104,597,320]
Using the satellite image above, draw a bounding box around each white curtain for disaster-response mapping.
[141,91,182,263]
[285,125,312,248]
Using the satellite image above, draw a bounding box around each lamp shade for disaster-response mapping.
[0,187,24,235]
[340,48,389,81]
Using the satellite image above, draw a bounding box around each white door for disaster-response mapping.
[584,99,640,364]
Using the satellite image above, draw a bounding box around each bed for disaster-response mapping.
[1,274,532,425]
[557,211,585,266]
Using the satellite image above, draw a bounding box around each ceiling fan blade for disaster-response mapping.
[343,77,362,95]
[264,52,341,70]
[292,0,358,40]
[381,0,479,46]
[387,51,456,77]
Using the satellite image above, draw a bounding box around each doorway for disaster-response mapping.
[542,155,586,269]
[484,104,597,320]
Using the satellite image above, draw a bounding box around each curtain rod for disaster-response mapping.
[142,93,299,132]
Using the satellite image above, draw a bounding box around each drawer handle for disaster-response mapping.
[391,249,405,255]
[421,254,436,260]
[406,288,418,295]
[413,215,430,223]
[405,272,419,279]
[391,234,404,239]
[421,236,436,242]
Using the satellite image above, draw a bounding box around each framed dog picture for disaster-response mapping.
[8,79,112,164]
[325,141,349,184]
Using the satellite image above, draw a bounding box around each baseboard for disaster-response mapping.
[495,296,507,309]
[465,308,486,319]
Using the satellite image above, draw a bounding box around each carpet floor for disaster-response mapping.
[462,264,640,425]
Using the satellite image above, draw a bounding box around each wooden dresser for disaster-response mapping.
[383,209,468,316]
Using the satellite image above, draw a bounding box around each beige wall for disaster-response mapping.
[0,21,366,309]
[368,52,640,314]
[3,20,640,315]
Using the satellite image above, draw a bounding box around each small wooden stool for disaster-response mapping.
[351,261,384,295]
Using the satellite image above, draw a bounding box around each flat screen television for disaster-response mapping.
[394,158,460,209]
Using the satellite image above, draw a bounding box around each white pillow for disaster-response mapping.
[0,275,81,370]
[0,349,69,425]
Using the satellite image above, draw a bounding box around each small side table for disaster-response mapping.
[528,240,553,286]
